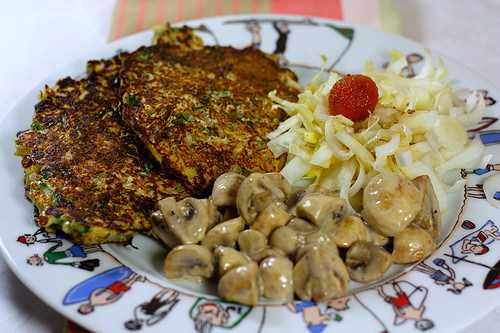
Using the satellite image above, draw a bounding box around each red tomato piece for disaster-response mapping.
[328,74,379,121]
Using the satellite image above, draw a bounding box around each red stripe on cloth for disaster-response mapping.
[215,0,222,15]
[232,0,240,14]
[251,0,258,13]
[270,0,343,19]
[177,0,185,21]
[114,0,127,39]
[155,0,166,24]
[196,0,204,18]
[135,0,147,31]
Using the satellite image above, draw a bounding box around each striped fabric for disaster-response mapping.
[110,0,400,40]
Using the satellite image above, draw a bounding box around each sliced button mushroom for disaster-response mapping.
[158,197,219,244]
[367,227,389,246]
[259,256,294,302]
[164,245,214,282]
[238,229,268,260]
[345,241,392,283]
[218,262,260,306]
[333,215,370,248]
[214,246,250,277]
[393,227,435,264]
[296,193,346,227]
[287,217,318,235]
[212,172,245,207]
[412,176,442,239]
[251,201,291,237]
[293,245,349,301]
[270,226,299,256]
[236,172,292,224]
[151,210,180,248]
[362,172,423,236]
[295,231,338,262]
[202,217,244,251]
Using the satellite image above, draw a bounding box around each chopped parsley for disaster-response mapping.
[174,112,192,125]
[139,162,153,177]
[125,94,139,107]
[137,52,151,61]
[31,121,44,132]
[209,90,232,98]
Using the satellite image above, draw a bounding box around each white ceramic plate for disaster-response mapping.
[1,15,500,333]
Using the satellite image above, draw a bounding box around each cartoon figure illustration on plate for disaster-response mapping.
[377,281,434,331]
[272,21,290,66]
[415,258,473,294]
[124,288,180,331]
[63,266,145,315]
[26,240,101,271]
[287,297,348,333]
[189,298,252,333]
[17,228,63,246]
[448,220,500,261]
[245,20,262,49]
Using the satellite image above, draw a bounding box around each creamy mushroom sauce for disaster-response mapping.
[152,171,440,305]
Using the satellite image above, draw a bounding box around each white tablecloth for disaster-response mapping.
[1,1,499,332]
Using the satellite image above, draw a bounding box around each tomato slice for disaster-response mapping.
[328,74,379,122]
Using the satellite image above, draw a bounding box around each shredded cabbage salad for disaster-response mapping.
[267,50,485,214]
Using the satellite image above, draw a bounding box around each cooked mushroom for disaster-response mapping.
[287,183,334,213]
[251,201,291,236]
[393,227,435,264]
[412,176,441,239]
[333,215,370,248]
[164,245,214,281]
[214,246,250,277]
[238,229,268,260]
[218,262,260,306]
[236,172,292,224]
[151,210,180,248]
[295,193,346,227]
[158,197,220,244]
[202,217,245,251]
[287,217,318,235]
[295,231,338,262]
[259,256,294,302]
[367,227,389,246]
[293,245,349,301]
[345,241,392,283]
[362,172,423,236]
[212,172,245,207]
[270,226,300,256]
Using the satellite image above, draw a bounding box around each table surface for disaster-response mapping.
[1,1,499,332]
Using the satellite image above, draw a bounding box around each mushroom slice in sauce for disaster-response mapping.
[295,193,346,227]
[270,226,300,256]
[236,172,292,224]
[158,197,219,244]
[362,172,423,236]
[333,215,370,248]
[259,256,294,302]
[393,226,435,264]
[412,175,442,239]
[212,172,245,207]
[164,245,214,282]
[202,217,245,251]
[214,246,250,277]
[251,201,291,237]
[293,245,349,301]
[345,241,392,283]
[218,262,260,306]
[151,210,180,248]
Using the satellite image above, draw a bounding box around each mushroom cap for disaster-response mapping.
[270,226,299,256]
[333,215,370,248]
[412,176,441,239]
[345,241,392,283]
[362,172,423,236]
[367,227,389,246]
[214,246,250,277]
[151,210,181,248]
[393,227,435,264]
[293,245,349,301]
[158,197,219,244]
[251,201,291,237]
[259,256,294,302]
[212,172,245,207]
[218,262,260,306]
[287,217,318,234]
[202,217,245,251]
[236,173,292,224]
[296,193,346,227]
[164,245,214,281]
[238,229,268,260]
